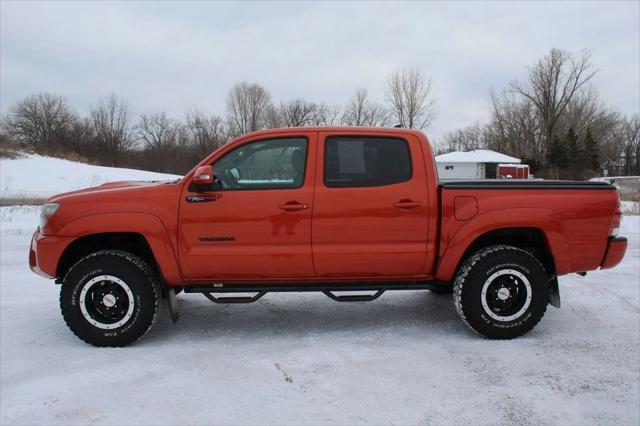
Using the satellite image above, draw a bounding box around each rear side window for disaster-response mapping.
[324,136,412,187]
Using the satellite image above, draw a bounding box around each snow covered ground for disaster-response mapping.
[0,208,638,425]
[0,154,181,199]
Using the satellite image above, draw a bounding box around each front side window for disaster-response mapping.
[324,136,412,187]
[212,137,307,190]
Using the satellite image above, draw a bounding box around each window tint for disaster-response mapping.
[324,136,412,187]
[212,137,307,190]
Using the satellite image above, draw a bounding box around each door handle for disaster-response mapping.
[393,200,421,209]
[279,202,308,211]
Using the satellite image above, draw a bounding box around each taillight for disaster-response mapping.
[610,196,622,236]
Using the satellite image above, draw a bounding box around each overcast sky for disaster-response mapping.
[1,0,638,142]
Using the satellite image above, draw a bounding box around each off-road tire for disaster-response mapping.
[60,250,161,347]
[453,245,549,339]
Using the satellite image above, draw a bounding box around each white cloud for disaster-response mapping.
[1,0,638,141]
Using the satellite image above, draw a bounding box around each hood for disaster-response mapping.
[40,178,183,236]
[48,179,179,202]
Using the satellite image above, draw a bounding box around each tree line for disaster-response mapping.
[440,49,639,179]
[0,68,435,174]
[1,49,638,178]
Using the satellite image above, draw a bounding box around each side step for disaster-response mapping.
[323,290,385,302]
[200,290,386,304]
[203,291,267,304]
[183,281,441,305]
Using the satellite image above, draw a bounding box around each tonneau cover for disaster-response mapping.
[439,180,616,190]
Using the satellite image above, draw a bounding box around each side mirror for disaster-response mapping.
[192,165,214,185]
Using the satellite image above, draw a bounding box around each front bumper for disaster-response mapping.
[600,236,628,270]
[29,230,75,279]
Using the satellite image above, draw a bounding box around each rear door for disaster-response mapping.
[178,133,316,281]
[312,132,429,277]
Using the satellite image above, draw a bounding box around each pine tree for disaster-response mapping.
[584,128,600,173]
[565,128,584,179]
[546,136,569,178]
[565,128,581,165]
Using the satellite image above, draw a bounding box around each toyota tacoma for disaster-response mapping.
[29,127,628,346]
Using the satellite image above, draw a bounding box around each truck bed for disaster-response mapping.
[436,179,619,281]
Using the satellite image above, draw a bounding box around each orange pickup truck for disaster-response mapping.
[29,127,627,346]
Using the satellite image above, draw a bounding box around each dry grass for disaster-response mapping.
[0,147,26,160]
[0,198,47,207]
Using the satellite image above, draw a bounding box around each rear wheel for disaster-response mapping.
[453,245,549,339]
[60,250,161,347]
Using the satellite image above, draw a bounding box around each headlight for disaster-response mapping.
[40,203,60,229]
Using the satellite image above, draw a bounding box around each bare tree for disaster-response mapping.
[279,99,317,127]
[311,103,342,126]
[137,112,179,150]
[616,114,640,175]
[489,90,542,159]
[342,88,390,127]
[510,49,597,150]
[342,88,369,126]
[226,82,273,136]
[66,117,94,160]
[440,123,488,153]
[364,103,391,127]
[91,94,134,166]
[6,93,76,148]
[185,109,226,158]
[386,68,437,129]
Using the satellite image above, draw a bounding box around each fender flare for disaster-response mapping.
[435,208,571,282]
[58,212,182,285]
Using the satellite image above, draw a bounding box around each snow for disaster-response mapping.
[0,154,181,199]
[1,208,639,425]
[622,201,640,215]
[435,149,521,164]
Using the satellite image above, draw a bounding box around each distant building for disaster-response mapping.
[435,149,525,180]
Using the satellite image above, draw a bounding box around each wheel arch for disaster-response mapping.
[436,208,571,282]
[461,227,555,275]
[58,232,157,281]
[55,212,182,285]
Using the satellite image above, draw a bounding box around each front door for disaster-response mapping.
[312,132,430,277]
[178,134,316,281]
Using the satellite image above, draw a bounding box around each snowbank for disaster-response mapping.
[622,201,640,215]
[0,154,181,199]
[0,208,639,425]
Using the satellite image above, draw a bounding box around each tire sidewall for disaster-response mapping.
[459,249,549,338]
[61,253,158,347]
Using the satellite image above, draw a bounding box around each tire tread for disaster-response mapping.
[60,250,161,347]
[453,244,549,339]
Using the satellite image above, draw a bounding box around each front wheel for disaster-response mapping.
[60,250,161,347]
[453,245,550,339]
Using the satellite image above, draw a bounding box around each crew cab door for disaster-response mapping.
[178,133,316,281]
[312,132,429,277]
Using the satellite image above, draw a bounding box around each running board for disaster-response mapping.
[183,281,442,305]
[203,291,267,304]
[323,290,385,302]
[184,282,435,294]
